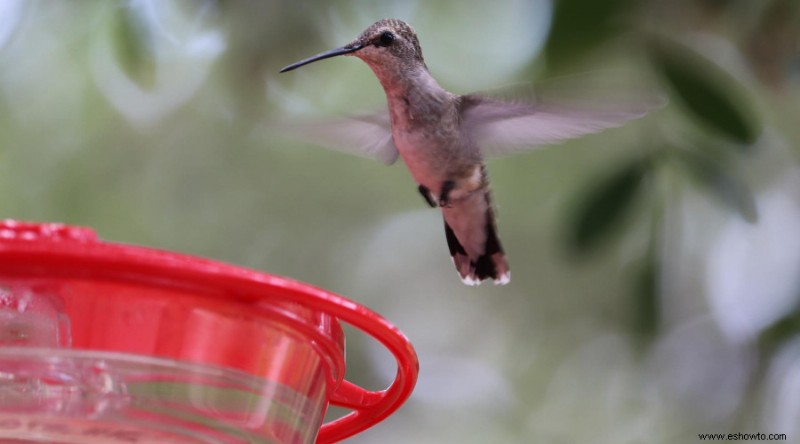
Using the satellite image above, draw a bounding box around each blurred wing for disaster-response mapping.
[460,94,664,158]
[275,111,398,165]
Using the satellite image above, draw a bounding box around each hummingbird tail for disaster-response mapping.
[444,207,510,286]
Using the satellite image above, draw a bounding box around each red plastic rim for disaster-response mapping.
[0,220,418,443]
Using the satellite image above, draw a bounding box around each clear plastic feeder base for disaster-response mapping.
[0,349,321,444]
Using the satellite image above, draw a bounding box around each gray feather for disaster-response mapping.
[459,95,665,157]
[275,112,399,165]
[275,94,663,163]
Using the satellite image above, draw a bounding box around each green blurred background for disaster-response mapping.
[2,0,799,442]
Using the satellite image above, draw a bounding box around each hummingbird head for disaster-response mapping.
[349,19,426,68]
[279,19,426,73]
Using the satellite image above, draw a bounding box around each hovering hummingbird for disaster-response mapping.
[280,18,657,286]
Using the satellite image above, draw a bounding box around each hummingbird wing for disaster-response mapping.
[275,112,399,165]
[459,95,662,157]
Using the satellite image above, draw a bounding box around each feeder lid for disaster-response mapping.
[0,220,418,443]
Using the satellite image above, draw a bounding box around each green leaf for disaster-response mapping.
[568,159,649,252]
[649,37,760,145]
[758,309,800,351]
[113,4,157,90]
[675,150,758,223]
[632,252,660,339]
[544,0,639,70]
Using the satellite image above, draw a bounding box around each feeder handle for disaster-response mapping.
[299,288,418,444]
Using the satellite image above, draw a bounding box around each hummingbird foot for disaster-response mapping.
[438,180,456,207]
[417,185,437,208]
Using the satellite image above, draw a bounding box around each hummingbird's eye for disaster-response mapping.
[377,31,395,47]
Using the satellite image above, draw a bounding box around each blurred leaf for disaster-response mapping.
[113,4,157,90]
[649,37,761,145]
[758,308,800,351]
[632,251,660,340]
[568,158,649,252]
[744,0,800,89]
[544,0,639,70]
[674,150,758,223]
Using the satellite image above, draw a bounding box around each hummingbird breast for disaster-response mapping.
[385,85,481,194]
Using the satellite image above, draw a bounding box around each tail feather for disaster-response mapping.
[444,207,510,286]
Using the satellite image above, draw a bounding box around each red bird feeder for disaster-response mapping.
[0,220,418,443]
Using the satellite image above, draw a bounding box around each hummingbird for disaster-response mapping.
[280,18,657,286]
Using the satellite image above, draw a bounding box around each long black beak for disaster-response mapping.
[279,43,363,73]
